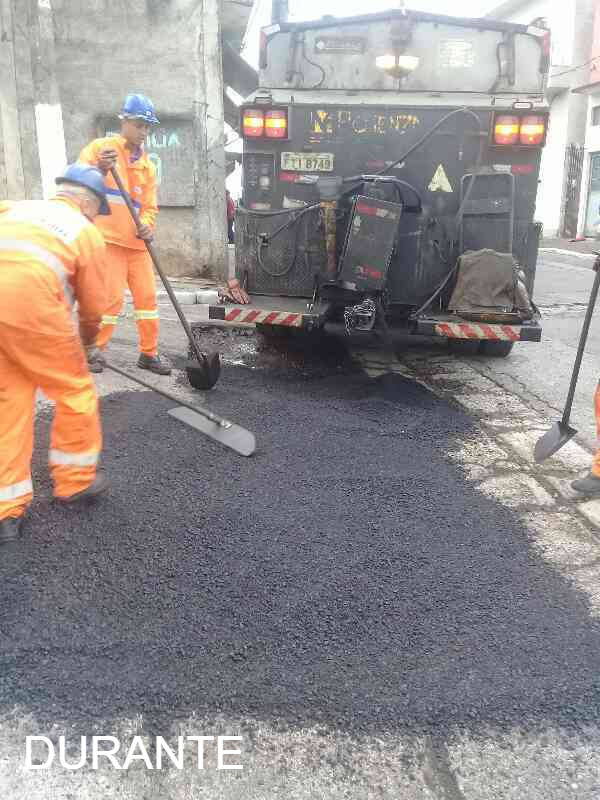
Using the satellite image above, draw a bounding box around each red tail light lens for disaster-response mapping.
[494,115,520,145]
[265,109,288,139]
[519,115,546,145]
[242,109,264,138]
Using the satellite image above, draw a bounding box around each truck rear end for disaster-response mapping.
[217,9,550,356]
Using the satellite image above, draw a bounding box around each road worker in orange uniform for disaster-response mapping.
[0,164,111,545]
[79,93,171,376]
[572,386,600,494]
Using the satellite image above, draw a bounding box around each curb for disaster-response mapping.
[124,289,219,305]
[539,248,597,260]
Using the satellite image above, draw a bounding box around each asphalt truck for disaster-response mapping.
[207,7,550,359]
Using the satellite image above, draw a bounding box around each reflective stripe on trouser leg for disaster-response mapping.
[0,331,36,520]
[96,243,129,351]
[48,368,102,499]
[126,249,159,356]
[15,324,103,500]
[134,309,160,357]
[593,382,600,477]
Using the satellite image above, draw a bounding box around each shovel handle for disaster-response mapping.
[562,256,600,425]
[108,167,208,369]
[105,361,230,427]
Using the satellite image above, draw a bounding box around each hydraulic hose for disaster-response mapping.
[239,106,486,296]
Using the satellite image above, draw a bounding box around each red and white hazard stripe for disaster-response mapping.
[435,322,521,341]
[223,308,304,327]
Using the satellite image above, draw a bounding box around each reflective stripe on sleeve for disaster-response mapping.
[49,449,99,467]
[0,240,74,306]
[0,478,33,502]
[101,314,119,325]
[134,309,159,320]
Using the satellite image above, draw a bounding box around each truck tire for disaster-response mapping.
[448,339,481,356]
[480,340,514,358]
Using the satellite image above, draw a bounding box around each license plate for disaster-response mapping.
[281,152,334,172]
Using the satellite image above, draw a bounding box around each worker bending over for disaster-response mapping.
[79,93,171,375]
[0,165,111,545]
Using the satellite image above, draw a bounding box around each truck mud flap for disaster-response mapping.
[206,296,332,331]
[416,318,542,342]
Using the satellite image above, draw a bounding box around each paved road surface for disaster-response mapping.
[2,290,600,798]
[468,248,600,453]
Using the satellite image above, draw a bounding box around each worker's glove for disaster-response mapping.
[218,278,250,305]
[97,148,118,174]
[85,345,105,367]
[136,223,154,242]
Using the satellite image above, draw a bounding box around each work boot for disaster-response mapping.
[0,516,22,545]
[88,360,104,374]
[137,353,172,376]
[571,473,600,496]
[57,471,109,505]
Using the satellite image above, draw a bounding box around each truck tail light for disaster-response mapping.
[265,109,288,139]
[493,113,547,147]
[242,109,264,138]
[519,115,546,145]
[494,115,520,145]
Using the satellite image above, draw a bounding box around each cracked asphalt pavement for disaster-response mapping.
[2,306,600,798]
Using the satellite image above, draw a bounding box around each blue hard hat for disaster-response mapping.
[120,93,160,125]
[55,163,111,215]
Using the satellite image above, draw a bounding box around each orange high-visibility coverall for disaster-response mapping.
[0,197,107,521]
[79,136,160,356]
[593,384,600,478]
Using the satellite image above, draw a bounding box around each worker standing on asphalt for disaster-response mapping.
[0,165,111,545]
[572,389,600,494]
[79,93,171,376]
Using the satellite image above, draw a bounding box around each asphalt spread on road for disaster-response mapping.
[1,347,600,737]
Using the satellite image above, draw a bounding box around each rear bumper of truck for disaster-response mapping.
[206,296,331,331]
[415,315,542,342]
[204,296,542,342]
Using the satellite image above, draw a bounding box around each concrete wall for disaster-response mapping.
[0,0,230,279]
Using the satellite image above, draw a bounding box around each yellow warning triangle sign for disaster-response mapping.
[428,164,453,193]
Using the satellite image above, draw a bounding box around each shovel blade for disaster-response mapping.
[185,352,221,391]
[534,422,577,463]
[168,406,256,457]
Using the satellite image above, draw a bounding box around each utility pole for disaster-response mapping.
[0,0,38,199]
[30,0,67,198]
[193,0,227,280]
[0,0,64,201]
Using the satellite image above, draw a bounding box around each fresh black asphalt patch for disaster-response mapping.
[2,361,600,736]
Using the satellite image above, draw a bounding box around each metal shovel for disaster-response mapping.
[109,167,220,390]
[105,361,255,457]
[534,255,600,463]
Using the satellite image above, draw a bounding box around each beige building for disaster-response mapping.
[0,0,255,278]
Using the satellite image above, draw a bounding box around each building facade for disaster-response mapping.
[0,0,253,278]
[486,0,595,238]
[574,0,600,237]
